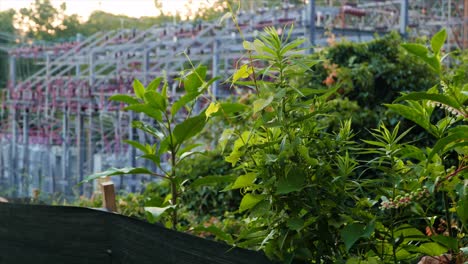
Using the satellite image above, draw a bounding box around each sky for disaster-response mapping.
[0,0,206,19]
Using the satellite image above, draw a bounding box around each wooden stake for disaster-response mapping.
[100,181,117,212]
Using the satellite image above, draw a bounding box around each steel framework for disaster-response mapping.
[0,0,465,198]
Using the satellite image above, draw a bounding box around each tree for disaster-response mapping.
[18,0,61,41]
[0,9,17,88]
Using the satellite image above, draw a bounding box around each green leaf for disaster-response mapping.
[281,38,305,56]
[161,79,168,99]
[414,243,448,256]
[239,193,265,212]
[402,43,429,58]
[184,65,206,94]
[394,224,427,242]
[133,79,145,99]
[109,94,139,105]
[140,154,161,167]
[429,132,467,160]
[253,39,265,55]
[340,221,375,252]
[402,43,440,73]
[193,225,234,244]
[212,103,249,117]
[253,96,273,113]
[219,129,234,153]
[231,172,256,189]
[179,151,201,161]
[276,167,305,195]
[145,206,173,218]
[190,175,237,188]
[131,120,164,139]
[147,77,162,92]
[144,91,166,110]
[83,167,154,182]
[385,104,434,135]
[171,92,200,116]
[178,143,202,156]
[243,40,255,50]
[205,102,220,119]
[173,114,206,145]
[457,198,468,225]
[124,104,162,121]
[431,235,458,251]
[225,150,242,166]
[218,11,232,24]
[341,223,366,252]
[158,137,170,157]
[123,139,148,154]
[287,218,305,231]
[395,92,461,110]
[431,28,447,55]
[233,64,253,83]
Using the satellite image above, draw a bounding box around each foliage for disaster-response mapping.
[0,9,16,88]
[304,32,438,141]
[79,11,174,36]
[83,66,218,230]
[206,26,468,263]
[18,0,67,41]
[176,151,242,218]
[346,28,467,263]
[217,27,360,262]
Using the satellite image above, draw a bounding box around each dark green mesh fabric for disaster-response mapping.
[0,203,272,264]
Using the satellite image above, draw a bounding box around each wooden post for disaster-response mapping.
[100,181,117,212]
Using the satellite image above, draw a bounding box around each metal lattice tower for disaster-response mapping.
[0,1,465,197]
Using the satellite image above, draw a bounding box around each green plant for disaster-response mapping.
[83,66,221,230]
[303,32,438,142]
[347,28,467,264]
[214,26,363,262]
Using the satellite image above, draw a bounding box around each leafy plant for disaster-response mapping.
[217,26,363,262]
[83,66,219,229]
[350,28,468,263]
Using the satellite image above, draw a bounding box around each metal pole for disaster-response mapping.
[22,108,30,196]
[309,0,316,52]
[8,56,16,196]
[76,106,85,195]
[11,108,17,197]
[9,56,16,87]
[89,52,95,88]
[47,125,54,194]
[129,112,136,192]
[212,39,220,98]
[76,33,82,76]
[87,106,94,196]
[61,107,69,195]
[399,0,409,37]
[464,0,468,49]
[45,54,50,119]
[143,49,149,85]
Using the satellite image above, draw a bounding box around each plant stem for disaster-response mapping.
[164,110,178,230]
[442,192,454,241]
[170,176,178,230]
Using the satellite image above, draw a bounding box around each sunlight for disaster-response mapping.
[0,0,208,20]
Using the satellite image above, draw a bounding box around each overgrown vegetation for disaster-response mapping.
[79,26,467,263]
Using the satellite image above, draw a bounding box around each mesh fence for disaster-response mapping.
[0,203,272,264]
